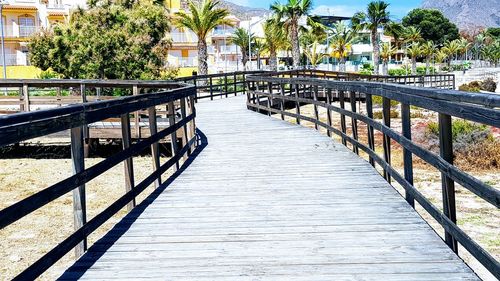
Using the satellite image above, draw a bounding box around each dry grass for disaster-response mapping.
[0,156,171,280]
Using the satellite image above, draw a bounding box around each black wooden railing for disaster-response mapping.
[246,72,499,279]
[0,80,197,279]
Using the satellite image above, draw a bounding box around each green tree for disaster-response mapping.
[28,1,171,79]
[304,41,326,68]
[379,42,396,75]
[261,18,288,71]
[384,22,405,50]
[486,27,500,39]
[352,1,391,75]
[230,27,252,70]
[402,8,459,45]
[406,43,421,74]
[330,22,358,72]
[174,0,232,75]
[271,0,313,68]
[420,41,436,74]
[442,39,461,68]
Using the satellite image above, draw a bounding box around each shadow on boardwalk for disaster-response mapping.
[59,129,208,280]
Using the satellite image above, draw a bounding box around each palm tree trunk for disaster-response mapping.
[412,57,417,75]
[242,50,248,70]
[371,30,380,75]
[291,20,300,69]
[425,57,430,74]
[339,57,346,72]
[383,61,388,75]
[198,40,208,76]
[270,50,278,71]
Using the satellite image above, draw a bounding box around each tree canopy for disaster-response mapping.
[28,0,171,79]
[402,8,459,45]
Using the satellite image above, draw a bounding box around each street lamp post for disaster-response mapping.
[247,18,263,71]
[0,1,7,85]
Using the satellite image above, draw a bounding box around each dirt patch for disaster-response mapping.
[0,156,171,280]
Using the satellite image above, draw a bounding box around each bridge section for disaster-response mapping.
[61,96,477,280]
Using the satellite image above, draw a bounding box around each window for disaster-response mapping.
[19,16,35,37]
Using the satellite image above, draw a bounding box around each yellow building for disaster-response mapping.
[0,0,85,67]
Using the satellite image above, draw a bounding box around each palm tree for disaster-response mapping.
[304,41,327,68]
[420,41,436,74]
[384,22,405,50]
[262,18,288,71]
[435,49,448,71]
[379,42,396,75]
[352,0,391,75]
[330,22,358,72]
[442,39,461,68]
[271,0,313,68]
[230,27,253,70]
[252,39,265,70]
[407,43,421,74]
[174,0,232,75]
[403,26,422,44]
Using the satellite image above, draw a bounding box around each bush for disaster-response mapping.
[359,63,374,75]
[373,109,399,119]
[480,78,497,92]
[37,69,62,79]
[459,83,480,93]
[388,68,408,76]
[372,95,399,107]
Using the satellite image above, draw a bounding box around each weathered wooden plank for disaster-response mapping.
[70,126,87,257]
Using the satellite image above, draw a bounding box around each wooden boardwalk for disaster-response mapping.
[61,96,478,280]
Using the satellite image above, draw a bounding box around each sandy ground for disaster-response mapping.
[0,156,171,280]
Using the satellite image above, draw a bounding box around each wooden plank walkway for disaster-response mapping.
[61,96,478,280]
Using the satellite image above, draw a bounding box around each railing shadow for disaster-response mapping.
[57,128,209,280]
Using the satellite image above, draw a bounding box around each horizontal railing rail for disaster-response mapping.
[0,80,198,279]
[245,72,499,279]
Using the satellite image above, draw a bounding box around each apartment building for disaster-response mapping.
[0,0,86,66]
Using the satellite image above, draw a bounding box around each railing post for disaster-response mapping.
[209,77,213,100]
[80,84,90,157]
[439,113,458,253]
[401,103,414,208]
[365,93,375,167]
[180,97,190,158]
[326,88,333,137]
[338,90,347,146]
[168,101,179,171]
[267,82,273,116]
[121,113,136,211]
[22,84,29,112]
[224,74,228,98]
[70,126,87,257]
[294,83,301,125]
[133,85,140,139]
[312,85,319,130]
[56,87,62,107]
[148,106,161,188]
[279,83,285,120]
[233,73,237,96]
[349,91,359,155]
[382,97,391,183]
[18,86,24,112]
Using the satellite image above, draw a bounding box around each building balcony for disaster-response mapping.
[2,25,40,39]
[0,53,26,66]
[212,28,235,37]
[219,45,238,54]
[170,32,198,44]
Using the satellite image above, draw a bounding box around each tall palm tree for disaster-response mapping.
[403,26,422,44]
[442,39,461,68]
[330,22,358,72]
[379,42,396,75]
[304,41,327,68]
[384,22,405,50]
[435,49,448,71]
[174,0,232,75]
[407,43,421,74]
[262,18,288,71]
[352,1,391,75]
[420,41,436,74]
[271,0,312,68]
[230,27,253,70]
[252,39,265,70]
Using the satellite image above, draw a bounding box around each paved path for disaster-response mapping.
[61,96,478,280]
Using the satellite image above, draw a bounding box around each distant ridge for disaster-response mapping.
[421,0,500,30]
[182,0,270,20]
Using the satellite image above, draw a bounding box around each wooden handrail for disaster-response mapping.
[246,73,500,279]
[0,81,197,279]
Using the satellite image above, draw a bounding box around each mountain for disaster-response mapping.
[421,0,500,30]
[181,0,270,20]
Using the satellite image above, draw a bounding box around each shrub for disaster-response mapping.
[37,69,62,79]
[459,84,480,93]
[372,95,399,107]
[388,68,407,76]
[480,78,497,92]
[373,109,399,119]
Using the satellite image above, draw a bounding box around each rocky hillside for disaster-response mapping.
[182,0,270,20]
[422,0,500,30]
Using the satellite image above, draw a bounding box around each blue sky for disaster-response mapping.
[229,0,422,21]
